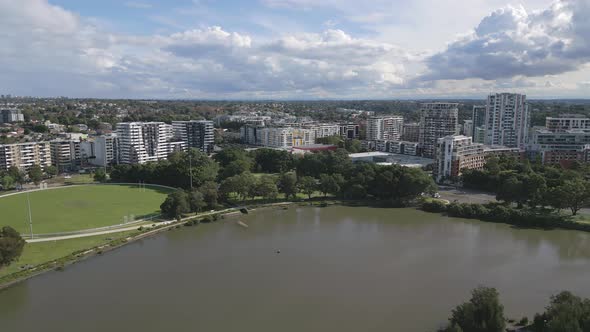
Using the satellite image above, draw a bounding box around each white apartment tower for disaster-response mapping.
[116,122,174,164]
[484,93,529,148]
[367,116,404,141]
[172,120,215,154]
[419,103,460,158]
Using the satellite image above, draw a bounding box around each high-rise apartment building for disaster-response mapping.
[471,106,486,143]
[484,93,529,148]
[116,122,175,164]
[172,120,214,153]
[419,103,459,158]
[0,142,52,171]
[367,116,404,141]
[402,123,420,142]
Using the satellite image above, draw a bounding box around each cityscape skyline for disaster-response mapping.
[2,0,590,99]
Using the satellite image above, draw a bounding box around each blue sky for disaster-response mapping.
[1,0,590,99]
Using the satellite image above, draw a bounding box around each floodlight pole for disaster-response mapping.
[189,150,193,190]
[27,191,33,239]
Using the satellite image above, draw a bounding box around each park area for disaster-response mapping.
[0,184,173,234]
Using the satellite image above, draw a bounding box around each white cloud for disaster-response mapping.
[420,0,590,81]
[1,0,589,98]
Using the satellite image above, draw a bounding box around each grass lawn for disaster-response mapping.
[0,184,173,234]
[0,231,136,278]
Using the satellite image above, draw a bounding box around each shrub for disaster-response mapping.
[422,200,448,213]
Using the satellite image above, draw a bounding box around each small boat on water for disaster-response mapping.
[237,221,249,228]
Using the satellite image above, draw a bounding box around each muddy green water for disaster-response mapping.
[1,206,590,331]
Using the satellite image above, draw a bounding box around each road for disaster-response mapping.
[438,187,497,204]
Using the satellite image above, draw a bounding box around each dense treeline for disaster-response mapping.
[439,286,590,332]
[461,155,590,215]
[421,201,585,231]
[109,147,436,219]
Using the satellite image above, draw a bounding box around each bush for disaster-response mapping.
[201,216,213,223]
[422,200,448,213]
[517,316,528,326]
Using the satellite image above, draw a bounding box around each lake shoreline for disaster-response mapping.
[0,201,299,291]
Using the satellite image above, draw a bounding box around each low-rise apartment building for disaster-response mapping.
[0,142,52,171]
[435,135,485,182]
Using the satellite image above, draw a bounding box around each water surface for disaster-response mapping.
[2,206,590,331]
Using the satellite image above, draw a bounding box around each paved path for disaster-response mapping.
[26,208,238,243]
[438,187,497,204]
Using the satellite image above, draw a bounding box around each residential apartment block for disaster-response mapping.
[484,93,529,148]
[531,129,590,165]
[0,142,52,171]
[339,123,360,139]
[0,109,24,123]
[50,140,82,172]
[419,103,459,158]
[172,120,214,153]
[367,116,404,141]
[545,116,590,132]
[116,122,177,164]
[81,135,119,167]
[435,135,485,182]
[402,123,420,142]
[256,127,315,148]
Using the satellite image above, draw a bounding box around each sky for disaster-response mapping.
[1,0,590,99]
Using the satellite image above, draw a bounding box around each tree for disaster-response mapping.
[447,286,506,332]
[189,190,206,213]
[93,168,107,183]
[256,176,279,201]
[1,175,14,191]
[318,174,340,197]
[252,149,293,173]
[160,190,190,221]
[0,226,26,267]
[8,166,24,186]
[220,158,252,179]
[496,176,525,207]
[298,176,317,199]
[219,173,255,201]
[45,165,58,178]
[559,179,590,215]
[532,291,590,332]
[278,173,298,199]
[28,164,43,185]
[199,181,219,209]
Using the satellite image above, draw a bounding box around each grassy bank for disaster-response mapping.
[0,184,173,234]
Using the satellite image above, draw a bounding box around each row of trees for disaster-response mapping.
[154,147,436,218]
[462,156,590,215]
[110,149,219,189]
[0,164,57,191]
[160,182,219,220]
[439,286,590,332]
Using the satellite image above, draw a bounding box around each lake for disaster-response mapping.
[2,206,590,331]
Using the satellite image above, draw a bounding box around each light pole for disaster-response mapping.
[189,149,193,190]
[27,191,33,239]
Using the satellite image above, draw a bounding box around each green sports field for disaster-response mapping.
[0,184,173,234]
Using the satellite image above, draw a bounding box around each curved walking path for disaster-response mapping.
[26,208,238,243]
